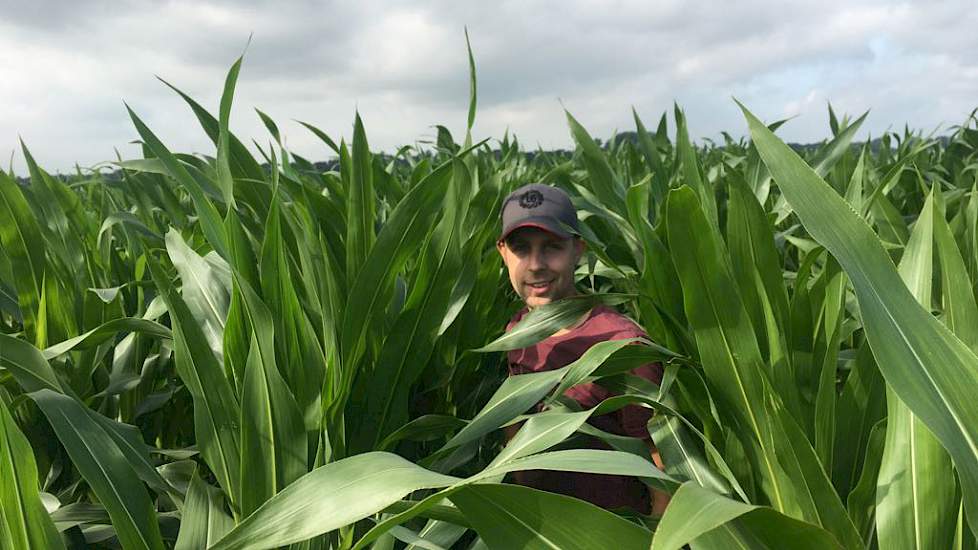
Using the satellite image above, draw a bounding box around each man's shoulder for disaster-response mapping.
[588,305,647,339]
[505,306,530,332]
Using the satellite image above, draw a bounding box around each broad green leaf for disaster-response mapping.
[0,333,64,393]
[215,55,243,205]
[666,185,861,547]
[174,470,233,550]
[296,120,340,155]
[675,105,718,231]
[346,112,376,283]
[156,77,270,218]
[725,174,790,370]
[0,398,64,550]
[434,367,568,459]
[832,344,885,500]
[653,482,843,550]
[0,170,45,343]
[372,451,669,548]
[29,389,163,550]
[258,191,323,427]
[464,27,477,134]
[877,188,958,550]
[349,178,463,451]
[357,449,674,550]
[379,415,468,450]
[239,332,306,517]
[146,252,241,512]
[487,409,592,467]
[126,105,229,259]
[210,452,460,550]
[649,413,732,496]
[41,317,171,360]
[339,161,453,403]
[743,101,978,536]
[847,420,887,545]
[166,229,230,362]
[665,185,791,511]
[565,111,626,214]
[451,483,652,550]
[473,293,631,352]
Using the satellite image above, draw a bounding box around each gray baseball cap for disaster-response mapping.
[499,183,581,241]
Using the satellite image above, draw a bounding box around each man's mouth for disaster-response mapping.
[526,280,554,295]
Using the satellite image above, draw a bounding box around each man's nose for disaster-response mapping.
[528,248,546,270]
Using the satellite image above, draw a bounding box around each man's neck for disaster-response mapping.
[551,308,592,337]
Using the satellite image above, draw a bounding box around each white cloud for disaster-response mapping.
[1,0,976,173]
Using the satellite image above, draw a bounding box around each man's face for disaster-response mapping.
[496,227,585,309]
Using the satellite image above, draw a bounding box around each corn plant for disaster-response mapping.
[3,42,978,550]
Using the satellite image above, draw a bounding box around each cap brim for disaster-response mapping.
[500,216,573,241]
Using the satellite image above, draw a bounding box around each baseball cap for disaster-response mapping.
[499,183,581,241]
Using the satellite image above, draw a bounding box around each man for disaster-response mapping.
[496,183,668,515]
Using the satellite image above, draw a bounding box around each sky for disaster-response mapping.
[2,0,976,174]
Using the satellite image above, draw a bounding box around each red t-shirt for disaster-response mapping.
[504,304,663,513]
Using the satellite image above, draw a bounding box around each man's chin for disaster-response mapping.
[524,295,552,309]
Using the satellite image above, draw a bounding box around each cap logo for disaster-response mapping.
[518,190,544,209]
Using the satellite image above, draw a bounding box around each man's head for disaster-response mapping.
[496,184,585,308]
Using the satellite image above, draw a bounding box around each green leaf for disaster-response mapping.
[832,344,885,500]
[258,191,324,427]
[346,111,376,283]
[565,110,626,214]
[41,317,171,360]
[652,482,843,550]
[215,55,243,205]
[877,188,958,549]
[146,252,241,512]
[379,415,467,450]
[675,105,718,231]
[487,409,593,467]
[296,120,340,154]
[166,229,230,362]
[349,180,463,451]
[210,452,460,550]
[434,367,567,460]
[0,333,64,393]
[239,332,306,517]
[0,399,65,550]
[847,420,887,545]
[665,185,790,510]
[174,470,233,550]
[473,294,632,352]
[742,100,978,536]
[29,389,163,550]
[451,483,652,550]
[339,161,453,402]
[0,169,45,343]
[126,104,229,259]
[356,449,674,550]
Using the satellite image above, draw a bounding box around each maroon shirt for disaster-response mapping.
[504,304,663,513]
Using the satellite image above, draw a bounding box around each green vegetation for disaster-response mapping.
[3,44,978,549]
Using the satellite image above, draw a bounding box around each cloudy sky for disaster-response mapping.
[2,0,976,173]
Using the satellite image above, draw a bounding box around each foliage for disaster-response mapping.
[2,45,978,549]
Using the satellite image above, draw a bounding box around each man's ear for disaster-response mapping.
[496,239,506,259]
[574,237,587,262]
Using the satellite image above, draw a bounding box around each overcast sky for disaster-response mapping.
[2,0,976,174]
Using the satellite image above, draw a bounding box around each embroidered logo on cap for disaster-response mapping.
[519,190,544,209]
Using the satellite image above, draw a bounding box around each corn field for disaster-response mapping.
[3,46,978,550]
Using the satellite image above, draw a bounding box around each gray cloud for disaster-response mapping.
[2,0,976,173]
